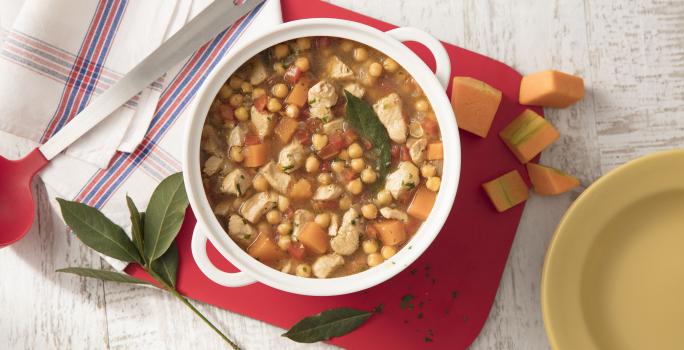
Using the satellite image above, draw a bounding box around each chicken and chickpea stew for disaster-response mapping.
[200,37,444,279]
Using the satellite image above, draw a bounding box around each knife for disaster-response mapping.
[39,0,264,160]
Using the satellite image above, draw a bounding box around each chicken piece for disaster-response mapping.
[308,80,338,108]
[212,200,232,216]
[228,215,256,245]
[407,137,428,165]
[249,60,268,85]
[373,93,407,144]
[312,254,345,278]
[203,155,225,176]
[322,118,344,135]
[250,106,275,140]
[330,208,362,255]
[278,140,307,173]
[239,191,278,223]
[259,161,292,194]
[343,83,365,98]
[220,168,252,197]
[380,207,409,222]
[328,56,354,80]
[309,106,333,122]
[385,161,420,199]
[313,184,344,201]
[328,213,340,236]
[201,125,224,157]
[227,123,248,147]
[292,209,315,240]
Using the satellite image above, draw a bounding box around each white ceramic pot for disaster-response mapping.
[183,18,460,296]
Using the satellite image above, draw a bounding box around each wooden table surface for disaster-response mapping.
[2,0,683,349]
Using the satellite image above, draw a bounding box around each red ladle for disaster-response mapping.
[0,0,263,247]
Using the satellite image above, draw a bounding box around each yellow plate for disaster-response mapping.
[542,150,684,350]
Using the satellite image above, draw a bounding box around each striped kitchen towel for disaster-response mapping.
[0,0,283,270]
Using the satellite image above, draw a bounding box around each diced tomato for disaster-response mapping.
[293,128,311,146]
[298,107,311,121]
[399,145,411,162]
[282,208,294,220]
[391,144,401,160]
[328,132,346,150]
[284,65,302,84]
[254,95,267,113]
[244,133,261,146]
[366,225,379,239]
[219,105,234,121]
[341,168,358,181]
[317,143,340,160]
[361,138,373,150]
[316,200,338,211]
[305,117,322,133]
[422,117,439,137]
[342,129,358,146]
[288,242,306,260]
[320,160,331,172]
[315,36,331,48]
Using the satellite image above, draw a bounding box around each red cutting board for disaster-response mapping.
[127,1,543,348]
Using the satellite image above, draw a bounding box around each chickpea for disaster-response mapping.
[339,195,352,211]
[266,210,282,225]
[338,150,350,161]
[273,62,285,75]
[296,37,312,50]
[277,221,292,235]
[305,156,320,173]
[315,213,331,228]
[296,263,312,277]
[219,84,233,99]
[234,106,249,122]
[350,158,365,172]
[229,94,243,108]
[383,58,399,72]
[360,168,377,184]
[421,163,436,178]
[317,172,333,185]
[381,245,398,259]
[252,87,266,99]
[426,176,441,192]
[272,83,289,98]
[267,98,282,112]
[347,143,363,159]
[278,196,290,212]
[331,160,345,173]
[229,146,244,162]
[241,81,253,93]
[367,253,384,267]
[294,57,310,72]
[414,98,430,112]
[229,76,243,89]
[361,75,377,87]
[353,47,368,62]
[375,189,393,206]
[368,62,383,77]
[362,239,379,254]
[409,120,425,138]
[311,133,328,151]
[340,40,354,52]
[361,203,378,219]
[253,174,269,192]
[347,178,363,195]
[274,44,290,59]
[285,104,300,119]
[278,235,292,250]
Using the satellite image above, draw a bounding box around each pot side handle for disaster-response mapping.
[191,224,256,287]
[386,27,451,89]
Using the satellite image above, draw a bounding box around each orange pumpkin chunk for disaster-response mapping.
[275,117,299,144]
[526,163,580,195]
[374,220,407,246]
[407,185,436,221]
[499,109,559,163]
[519,70,584,108]
[248,233,285,262]
[298,222,329,255]
[242,143,269,168]
[482,170,529,212]
[426,142,443,160]
[285,77,310,108]
[451,76,502,137]
[290,179,313,201]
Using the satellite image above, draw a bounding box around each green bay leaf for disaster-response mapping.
[282,307,373,343]
[143,172,189,262]
[57,267,152,285]
[344,91,391,179]
[151,241,179,287]
[57,198,141,263]
[126,195,145,261]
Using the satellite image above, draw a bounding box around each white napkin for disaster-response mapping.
[0,0,283,270]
